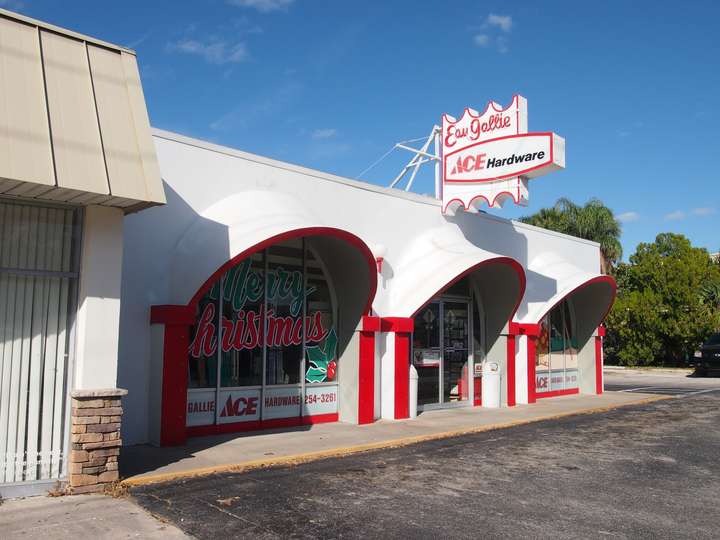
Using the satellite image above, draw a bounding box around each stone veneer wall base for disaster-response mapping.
[68,388,127,494]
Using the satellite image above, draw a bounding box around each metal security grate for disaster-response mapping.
[0,200,81,484]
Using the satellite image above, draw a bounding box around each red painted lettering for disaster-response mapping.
[268,315,295,347]
[190,307,330,358]
[189,303,216,358]
[307,311,329,342]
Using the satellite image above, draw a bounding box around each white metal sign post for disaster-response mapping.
[441,95,565,214]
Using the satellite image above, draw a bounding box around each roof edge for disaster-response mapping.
[0,8,136,54]
[151,127,442,207]
[151,127,601,249]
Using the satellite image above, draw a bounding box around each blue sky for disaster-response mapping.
[9,0,720,258]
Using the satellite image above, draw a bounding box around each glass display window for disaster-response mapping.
[186,238,337,427]
[266,240,304,386]
[220,252,264,388]
[535,298,579,394]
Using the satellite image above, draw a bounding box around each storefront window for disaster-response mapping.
[305,248,336,384]
[535,299,578,394]
[188,291,218,389]
[220,252,264,388]
[563,301,579,388]
[186,238,337,427]
[266,241,304,385]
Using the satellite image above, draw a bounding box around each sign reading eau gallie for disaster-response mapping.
[441,95,565,213]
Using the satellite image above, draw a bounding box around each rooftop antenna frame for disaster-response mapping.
[388,125,442,198]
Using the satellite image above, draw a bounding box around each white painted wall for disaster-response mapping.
[515,335,529,404]
[117,129,609,444]
[379,332,395,420]
[74,205,124,390]
[578,334,598,395]
[338,326,360,424]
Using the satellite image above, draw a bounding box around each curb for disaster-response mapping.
[604,366,694,374]
[122,394,671,488]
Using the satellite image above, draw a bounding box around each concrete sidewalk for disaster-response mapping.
[0,493,189,539]
[121,391,665,486]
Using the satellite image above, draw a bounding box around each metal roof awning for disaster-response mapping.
[0,9,165,213]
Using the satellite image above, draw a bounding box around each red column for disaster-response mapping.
[511,322,540,405]
[595,326,606,395]
[358,316,381,424]
[382,317,414,420]
[150,305,195,447]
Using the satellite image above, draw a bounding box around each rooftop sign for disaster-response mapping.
[441,95,565,214]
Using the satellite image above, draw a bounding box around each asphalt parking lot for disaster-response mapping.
[132,372,720,540]
[604,368,720,396]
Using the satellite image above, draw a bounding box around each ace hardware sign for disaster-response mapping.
[441,95,566,213]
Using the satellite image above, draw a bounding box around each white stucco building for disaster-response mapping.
[119,130,615,447]
[0,8,615,497]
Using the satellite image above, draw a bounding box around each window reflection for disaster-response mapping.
[535,299,578,393]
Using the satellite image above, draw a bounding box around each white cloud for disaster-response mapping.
[664,210,685,221]
[228,0,294,13]
[487,14,513,32]
[617,211,640,223]
[474,34,490,47]
[692,207,715,216]
[474,14,512,51]
[311,128,337,140]
[169,39,249,64]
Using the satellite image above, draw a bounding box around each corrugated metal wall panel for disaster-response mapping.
[87,45,147,201]
[0,18,54,187]
[40,30,109,196]
[0,10,165,211]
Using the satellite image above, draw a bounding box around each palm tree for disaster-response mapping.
[518,206,569,233]
[520,197,622,274]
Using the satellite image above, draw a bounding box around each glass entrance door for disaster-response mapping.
[413,302,441,407]
[413,299,471,410]
[443,301,470,404]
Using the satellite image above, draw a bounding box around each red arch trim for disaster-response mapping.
[187,227,378,314]
[410,256,527,319]
[531,275,617,325]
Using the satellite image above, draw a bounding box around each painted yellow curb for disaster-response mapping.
[122,394,671,488]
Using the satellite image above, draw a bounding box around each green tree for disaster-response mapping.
[520,197,622,273]
[605,233,720,366]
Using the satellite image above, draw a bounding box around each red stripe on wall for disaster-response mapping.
[507,334,516,407]
[358,330,376,424]
[595,336,603,395]
[535,388,579,399]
